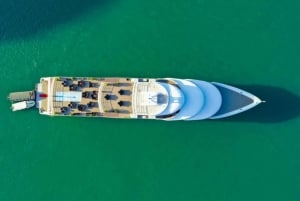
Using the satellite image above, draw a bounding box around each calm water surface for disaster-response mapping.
[1,0,300,200]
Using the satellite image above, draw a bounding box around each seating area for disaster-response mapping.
[118,89,132,96]
[61,106,71,115]
[53,77,135,117]
[68,102,78,109]
[69,84,80,91]
[78,80,99,88]
[118,101,131,107]
[101,86,133,114]
[82,91,98,100]
[62,79,73,87]
[87,101,98,108]
[61,79,99,92]
[61,101,99,115]
[57,78,102,115]
[104,94,118,100]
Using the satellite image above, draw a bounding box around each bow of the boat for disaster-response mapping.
[210,82,262,119]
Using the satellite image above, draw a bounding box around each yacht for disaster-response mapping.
[8,77,262,120]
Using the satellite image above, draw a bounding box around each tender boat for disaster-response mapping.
[8,77,262,120]
[11,100,36,111]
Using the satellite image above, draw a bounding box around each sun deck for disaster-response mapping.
[36,77,176,119]
[37,77,136,118]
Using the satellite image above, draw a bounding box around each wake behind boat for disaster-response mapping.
[8,77,262,120]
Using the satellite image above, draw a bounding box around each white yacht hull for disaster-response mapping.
[8,77,262,120]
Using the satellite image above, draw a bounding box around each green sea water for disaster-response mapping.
[1,0,300,200]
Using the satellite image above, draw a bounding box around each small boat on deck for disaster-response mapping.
[8,77,262,120]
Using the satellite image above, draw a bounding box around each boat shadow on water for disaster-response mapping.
[0,0,114,41]
[219,85,300,123]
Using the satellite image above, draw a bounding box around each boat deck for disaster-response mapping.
[39,78,49,113]
[11,77,262,120]
[38,77,135,118]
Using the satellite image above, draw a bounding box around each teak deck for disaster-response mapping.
[38,77,135,118]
